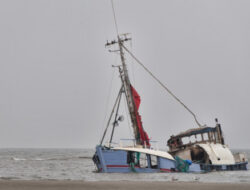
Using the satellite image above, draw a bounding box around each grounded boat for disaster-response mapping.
[92,1,248,173]
[92,33,248,173]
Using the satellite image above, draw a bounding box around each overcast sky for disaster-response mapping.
[0,0,249,149]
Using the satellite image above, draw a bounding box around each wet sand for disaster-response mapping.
[0,180,249,190]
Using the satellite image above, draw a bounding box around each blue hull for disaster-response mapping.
[92,146,176,173]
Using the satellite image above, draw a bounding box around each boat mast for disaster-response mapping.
[118,36,141,145]
[105,36,141,145]
[106,0,142,145]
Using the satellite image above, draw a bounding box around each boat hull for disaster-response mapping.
[200,162,248,172]
[93,145,176,173]
[92,146,248,173]
[186,162,248,173]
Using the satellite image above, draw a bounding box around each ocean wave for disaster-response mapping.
[11,156,92,161]
[0,176,20,180]
[11,157,26,161]
[78,156,92,159]
[33,158,45,161]
[46,156,92,160]
[12,157,47,161]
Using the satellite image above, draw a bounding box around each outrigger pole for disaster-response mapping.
[100,85,123,146]
[109,84,123,145]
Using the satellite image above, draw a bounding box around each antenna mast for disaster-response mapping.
[106,0,142,145]
[106,35,141,145]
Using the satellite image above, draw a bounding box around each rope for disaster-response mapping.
[129,37,136,87]
[121,44,204,128]
[101,69,115,127]
[110,0,119,36]
[99,55,117,141]
[100,86,123,145]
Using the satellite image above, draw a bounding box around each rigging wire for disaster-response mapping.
[100,86,124,145]
[99,56,117,141]
[109,88,123,145]
[121,44,204,128]
[129,36,136,86]
[111,0,119,36]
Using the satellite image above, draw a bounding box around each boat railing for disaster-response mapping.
[119,139,159,150]
[104,141,119,148]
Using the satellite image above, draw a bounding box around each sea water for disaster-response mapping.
[0,148,249,183]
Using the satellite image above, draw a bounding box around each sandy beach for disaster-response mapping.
[0,180,249,190]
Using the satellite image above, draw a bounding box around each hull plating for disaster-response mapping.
[93,146,248,173]
[93,146,176,173]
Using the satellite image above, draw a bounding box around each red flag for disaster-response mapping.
[130,85,150,147]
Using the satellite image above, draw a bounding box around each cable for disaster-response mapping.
[111,0,119,36]
[100,86,123,145]
[121,43,204,128]
[99,64,116,141]
[129,37,136,86]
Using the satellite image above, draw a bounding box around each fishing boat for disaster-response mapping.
[92,1,248,173]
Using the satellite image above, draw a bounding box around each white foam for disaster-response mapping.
[33,158,45,161]
[12,157,26,161]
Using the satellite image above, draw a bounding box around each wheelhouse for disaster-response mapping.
[167,126,224,153]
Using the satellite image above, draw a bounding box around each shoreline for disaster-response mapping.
[0,180,250,190]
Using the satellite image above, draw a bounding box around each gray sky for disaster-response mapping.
[0,0,249,149]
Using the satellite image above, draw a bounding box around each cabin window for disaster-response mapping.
[190,135,196,143]
[138,153,148,168]
[182,137,190,145]
[203,133,209,141]
[196,134,202,142]
[150,155,158,168]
